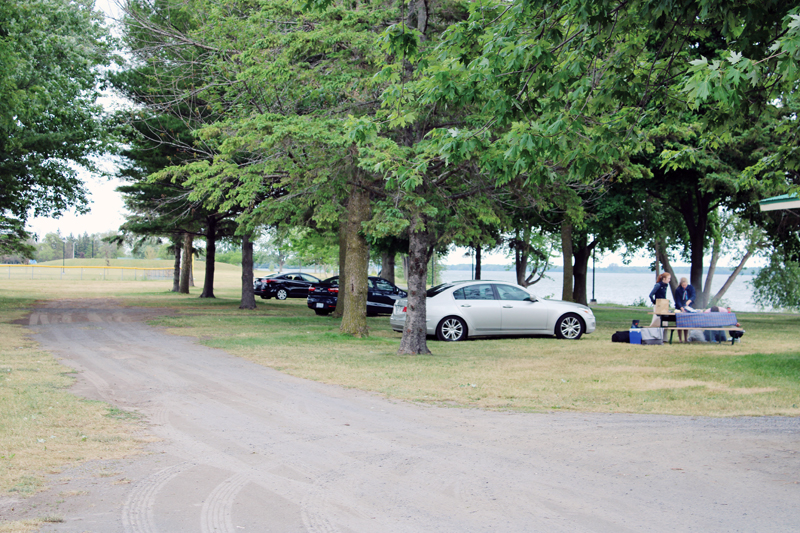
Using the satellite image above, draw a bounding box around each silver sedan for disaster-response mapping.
[389,281,596,341]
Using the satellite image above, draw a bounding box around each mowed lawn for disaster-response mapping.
[3,260,798,418]
[150,298,800,417]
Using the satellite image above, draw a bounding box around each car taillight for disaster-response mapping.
[402,306,407,313]
[330,288,338,293]
[309,287,315,292]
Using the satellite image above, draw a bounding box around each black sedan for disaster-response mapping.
[307,276,407,316]
[254,272,322,300]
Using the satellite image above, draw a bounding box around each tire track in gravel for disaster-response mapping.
[122,462,191,533]
[200,473,250,533]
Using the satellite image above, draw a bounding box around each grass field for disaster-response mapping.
[147,297,800,417]
[1,263,799,507]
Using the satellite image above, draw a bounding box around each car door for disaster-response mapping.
[452,284,503,334]
[371,278,401,314]
[270,274,290,294]
[279,274,298,296]
[297,274,319,296]
[494,284,550,333]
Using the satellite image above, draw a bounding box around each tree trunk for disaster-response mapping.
[398,218,433,355]
[672,184,711,307]
[571,234,595,306]
[239,234,256,310]
[333,216,347,318]
[703,235,721,307]
[340,187,370,337]
[561,221,573,301]
[514,228,528,286]
[655,237,678,298]
[710,240,762,307]
[474,245,482,280]
[402,255,410,283]
[189,252,195,287]
[200,216,217,298]
[381,252,395,284]
[689,227,705,307]
[179,233,192,294]
[171,236,181,292]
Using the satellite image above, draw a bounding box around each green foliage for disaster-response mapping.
[115,0,800,315]
[34,231,122,263]
[214,250,243,266]
[286,228,339,271]
[118,0,399,233]
[750,254,800,310]
[0,0,111,255]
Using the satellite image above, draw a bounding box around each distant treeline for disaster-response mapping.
[444,264,759,275]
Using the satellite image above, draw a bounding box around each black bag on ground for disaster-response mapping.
[611,331,630,343]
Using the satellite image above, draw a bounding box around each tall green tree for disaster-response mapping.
[119,0,403,335]
[0,0,111,256]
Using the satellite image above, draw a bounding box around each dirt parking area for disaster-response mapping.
[2,300,799,532]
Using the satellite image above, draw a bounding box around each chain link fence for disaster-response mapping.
[1,265,172,281]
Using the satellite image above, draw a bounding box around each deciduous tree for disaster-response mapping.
[0,0,110,255]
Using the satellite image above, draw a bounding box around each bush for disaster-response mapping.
[749,255,800,310]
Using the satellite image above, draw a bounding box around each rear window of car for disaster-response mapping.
[453,284,496,300]
[374,279,395,291]
[426,283,455,298]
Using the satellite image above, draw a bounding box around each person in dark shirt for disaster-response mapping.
[674,277,696,343]
[648,272,671,326]
[649,272,671,303]
[674,277,695,311]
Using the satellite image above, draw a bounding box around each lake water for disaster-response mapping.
[439,269,761,311]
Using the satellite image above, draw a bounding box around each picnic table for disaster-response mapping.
[652,313,744,345]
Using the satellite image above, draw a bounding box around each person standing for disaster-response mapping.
[674,277,696,343]
[648,272,671,327]
[649,272,671,304]
[674,277,696,311]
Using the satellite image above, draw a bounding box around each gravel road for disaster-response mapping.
[4,299,799,532]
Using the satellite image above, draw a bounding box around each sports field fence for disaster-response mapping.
[0,264,173,282]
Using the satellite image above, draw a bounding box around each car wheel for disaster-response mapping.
[555,313,584,340]
[436,316,467,342]
[314,310,330,316]
[276,288,288,300]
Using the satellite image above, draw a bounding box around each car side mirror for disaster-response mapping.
[523,296,536,302]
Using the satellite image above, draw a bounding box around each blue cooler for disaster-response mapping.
[629,329,642,344]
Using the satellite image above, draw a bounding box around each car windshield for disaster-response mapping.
[426,283,455,298]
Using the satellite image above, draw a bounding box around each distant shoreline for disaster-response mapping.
[442,263,758,275]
